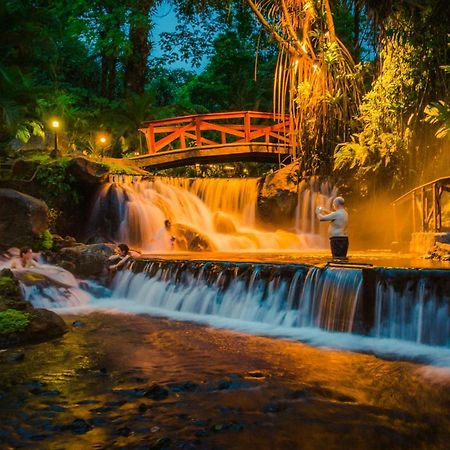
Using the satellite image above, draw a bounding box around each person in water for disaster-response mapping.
[108,243,132,271]
[10,247,39,269]
[315,196,349,259]
[152,219,176,251]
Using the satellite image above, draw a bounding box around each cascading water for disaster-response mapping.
[110,262,363,333]
[373,271,450,346]
[98,261,449,349]
[88,175,335,252]
[295,178,338,236]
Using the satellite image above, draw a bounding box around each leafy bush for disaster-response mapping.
[39,229,54,250]
[0,309,30,334]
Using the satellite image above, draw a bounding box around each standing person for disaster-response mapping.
[10,247,39,269]
[315,196,349,259]
[152,219,176,251]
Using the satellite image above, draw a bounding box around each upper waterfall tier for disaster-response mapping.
[88,176,336,252]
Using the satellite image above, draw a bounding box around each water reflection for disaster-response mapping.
[1,313,449,449]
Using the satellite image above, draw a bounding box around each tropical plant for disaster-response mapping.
[245,0,362,174]
[424,101,450,139]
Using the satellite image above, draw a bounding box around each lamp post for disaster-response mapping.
[50,119,60,158]
[99,136,106,159]
[97,133,109,160]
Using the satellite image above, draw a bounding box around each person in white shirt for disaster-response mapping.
[315,196,349,258]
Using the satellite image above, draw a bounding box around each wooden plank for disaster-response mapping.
[244,112,251,142]
[142,111,287,126]
[197,121,245,138]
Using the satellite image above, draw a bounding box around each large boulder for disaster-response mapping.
[53,243,117,277]
[0,189,48,249]
[173,224,216,252]
[67,157,110,186]
[0,269,67,347]
[257,162,300,227]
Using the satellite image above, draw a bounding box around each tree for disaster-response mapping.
[335,1,450,194]
[245,0,362,175]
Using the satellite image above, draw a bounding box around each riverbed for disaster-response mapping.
[1,312,450,449]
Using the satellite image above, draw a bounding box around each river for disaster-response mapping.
[1,312,450,449]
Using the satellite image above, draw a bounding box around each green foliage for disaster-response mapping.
[334,16,431,193]
[34,159,79,205]
[39,230,54,250]
[0,275,19,298]
[0,309,30,334]
[424,101,450,139]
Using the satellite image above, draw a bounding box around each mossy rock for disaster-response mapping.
[0,269,21,300]
[0,309,30,334]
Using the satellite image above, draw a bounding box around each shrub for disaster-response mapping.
[0,309,30,334]
[39,229,54,250]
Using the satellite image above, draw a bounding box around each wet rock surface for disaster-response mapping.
[257,162,300,227]
[50,243,117,277]
[0,312,449,449]
[0,269,67,347]
[426,242,450,261]
[0,188,49,249]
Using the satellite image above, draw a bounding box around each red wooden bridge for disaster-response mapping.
[131,111,293,169]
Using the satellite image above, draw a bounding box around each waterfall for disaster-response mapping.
[373,273,450,346]
[100,261,450,348]
[110,262,363,334]
[295,178,338,236]
[88,176,335,252]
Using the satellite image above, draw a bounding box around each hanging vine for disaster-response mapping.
[246,0,362,174]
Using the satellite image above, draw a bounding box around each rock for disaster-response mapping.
[11,159,40,179]
[72,320,85,328]
[67,157,109,187]
[5,352,25,363]
[0,268,22,299]
[0,189,48,248]
[67,418,92,435]
[257,162,299,227]
[173,223,216,252]
[138,403,148,413]
[426,242,450,261]
[0,271,67,347]
[23,308,67,341]
[117,426,133,437]
[54,243,117,277]
[144,384,169,400]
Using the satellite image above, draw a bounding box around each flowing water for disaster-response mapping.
[2,171,450,448]
[87,176,335,251]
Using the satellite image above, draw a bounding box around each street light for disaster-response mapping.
[97,133,109,160]
[50,119,60,158]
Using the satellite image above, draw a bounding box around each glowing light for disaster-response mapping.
[51,120,60,129]
[301,42,308,54]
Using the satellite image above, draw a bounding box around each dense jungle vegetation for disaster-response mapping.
[0,0,448,197]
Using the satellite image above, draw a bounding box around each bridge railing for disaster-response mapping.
[392,176,450,242]
[138,111,291,155]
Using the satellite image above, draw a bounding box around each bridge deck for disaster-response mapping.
[130,142,292,170]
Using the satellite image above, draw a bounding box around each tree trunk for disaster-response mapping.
[124,0,154,94]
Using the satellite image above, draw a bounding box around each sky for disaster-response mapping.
[151,1,210,71]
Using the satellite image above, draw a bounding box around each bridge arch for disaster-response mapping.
[131,111,293,170]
